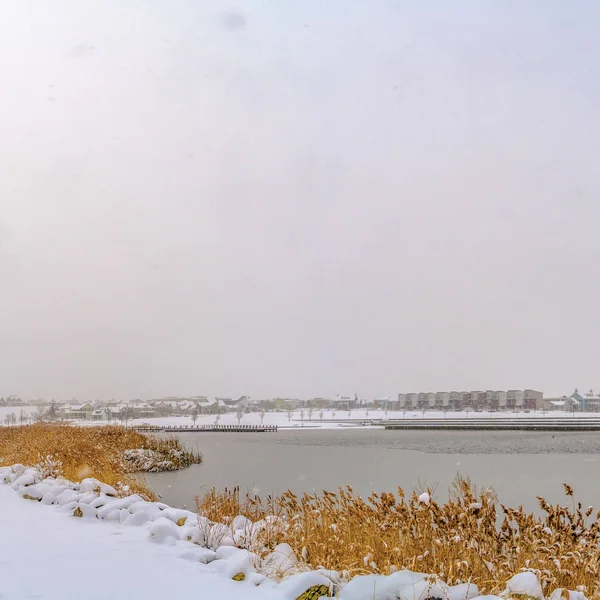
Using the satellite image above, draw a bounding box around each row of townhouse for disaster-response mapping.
[43,396,257,421]
[397,390,544,411]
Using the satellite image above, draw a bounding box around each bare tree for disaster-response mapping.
[307,406,314,422]
[260,409,265,425]
[191,406,200,426]
[33,406,46,422]
[319,410,324,422]
[214,413,221,426]
[19,409,26,425]
[10,413,17,426]
[48,401,58,421]
[236,406,243,426]
[300,409,305,425]
[121,407,135,426]
[287,407,293,423]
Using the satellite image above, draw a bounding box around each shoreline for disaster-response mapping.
[1,462,593,600]
[2,407,597,433]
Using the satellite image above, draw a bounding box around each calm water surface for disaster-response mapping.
[146,429,600,511]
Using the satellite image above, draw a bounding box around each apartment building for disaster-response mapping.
[398,389,543,411]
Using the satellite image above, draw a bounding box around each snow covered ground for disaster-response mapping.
[1,406,595,431]
[123,408,599,430]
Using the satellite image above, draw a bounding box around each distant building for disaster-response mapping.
[63,403,94,420]
[397,389,544,412]
[331,395,358,410]
[569,389,600,412]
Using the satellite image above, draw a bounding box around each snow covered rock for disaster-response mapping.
[448,583,480,600]
[502,572,544,600]
[181,524,203,544]
[160,507,197,526]
[212,548,258,579]
[73,503,98,520]
[147,517,182,544]
[278,572,333,600]
[179,547,217,564]
[18,482,55,500]
[340,571,447,600]
[96,494,143,518]
[127,501,164,521]
[549,590,587,600]
[262,543,299,577]
[122,511,152,526]
[79,478,101,493]
[103,509,121,522]
[11,469,39,490]
[56,489,81,505]
[100,483,118,497]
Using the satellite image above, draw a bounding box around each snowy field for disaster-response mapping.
[121,409,597,430]
[0,406,596,430]
[0,464,559,600]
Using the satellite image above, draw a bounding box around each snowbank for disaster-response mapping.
[0,464,588,600]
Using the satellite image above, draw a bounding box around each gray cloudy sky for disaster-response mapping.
[1,1,599,401]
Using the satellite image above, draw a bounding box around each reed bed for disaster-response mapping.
[197,478,600,598]
[0,424,201,498]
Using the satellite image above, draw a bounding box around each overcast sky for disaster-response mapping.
[1,1,599,401]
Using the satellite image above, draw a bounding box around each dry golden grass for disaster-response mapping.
[0,423,201,499]
[197,478,600,598]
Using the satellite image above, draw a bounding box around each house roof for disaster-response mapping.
[69,403,92,411]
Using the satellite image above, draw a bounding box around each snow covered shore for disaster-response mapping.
[0,464,588,600]
[118,409,600,431]
[2,407,594,432]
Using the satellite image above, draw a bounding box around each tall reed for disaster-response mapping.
[197,478,600,598]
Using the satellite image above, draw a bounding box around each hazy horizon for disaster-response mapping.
[1,1,599,401]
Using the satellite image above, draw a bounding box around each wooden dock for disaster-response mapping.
[130,424,278,433]
[383,418,600,431]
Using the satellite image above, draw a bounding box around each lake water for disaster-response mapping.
[145,428,600,511]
